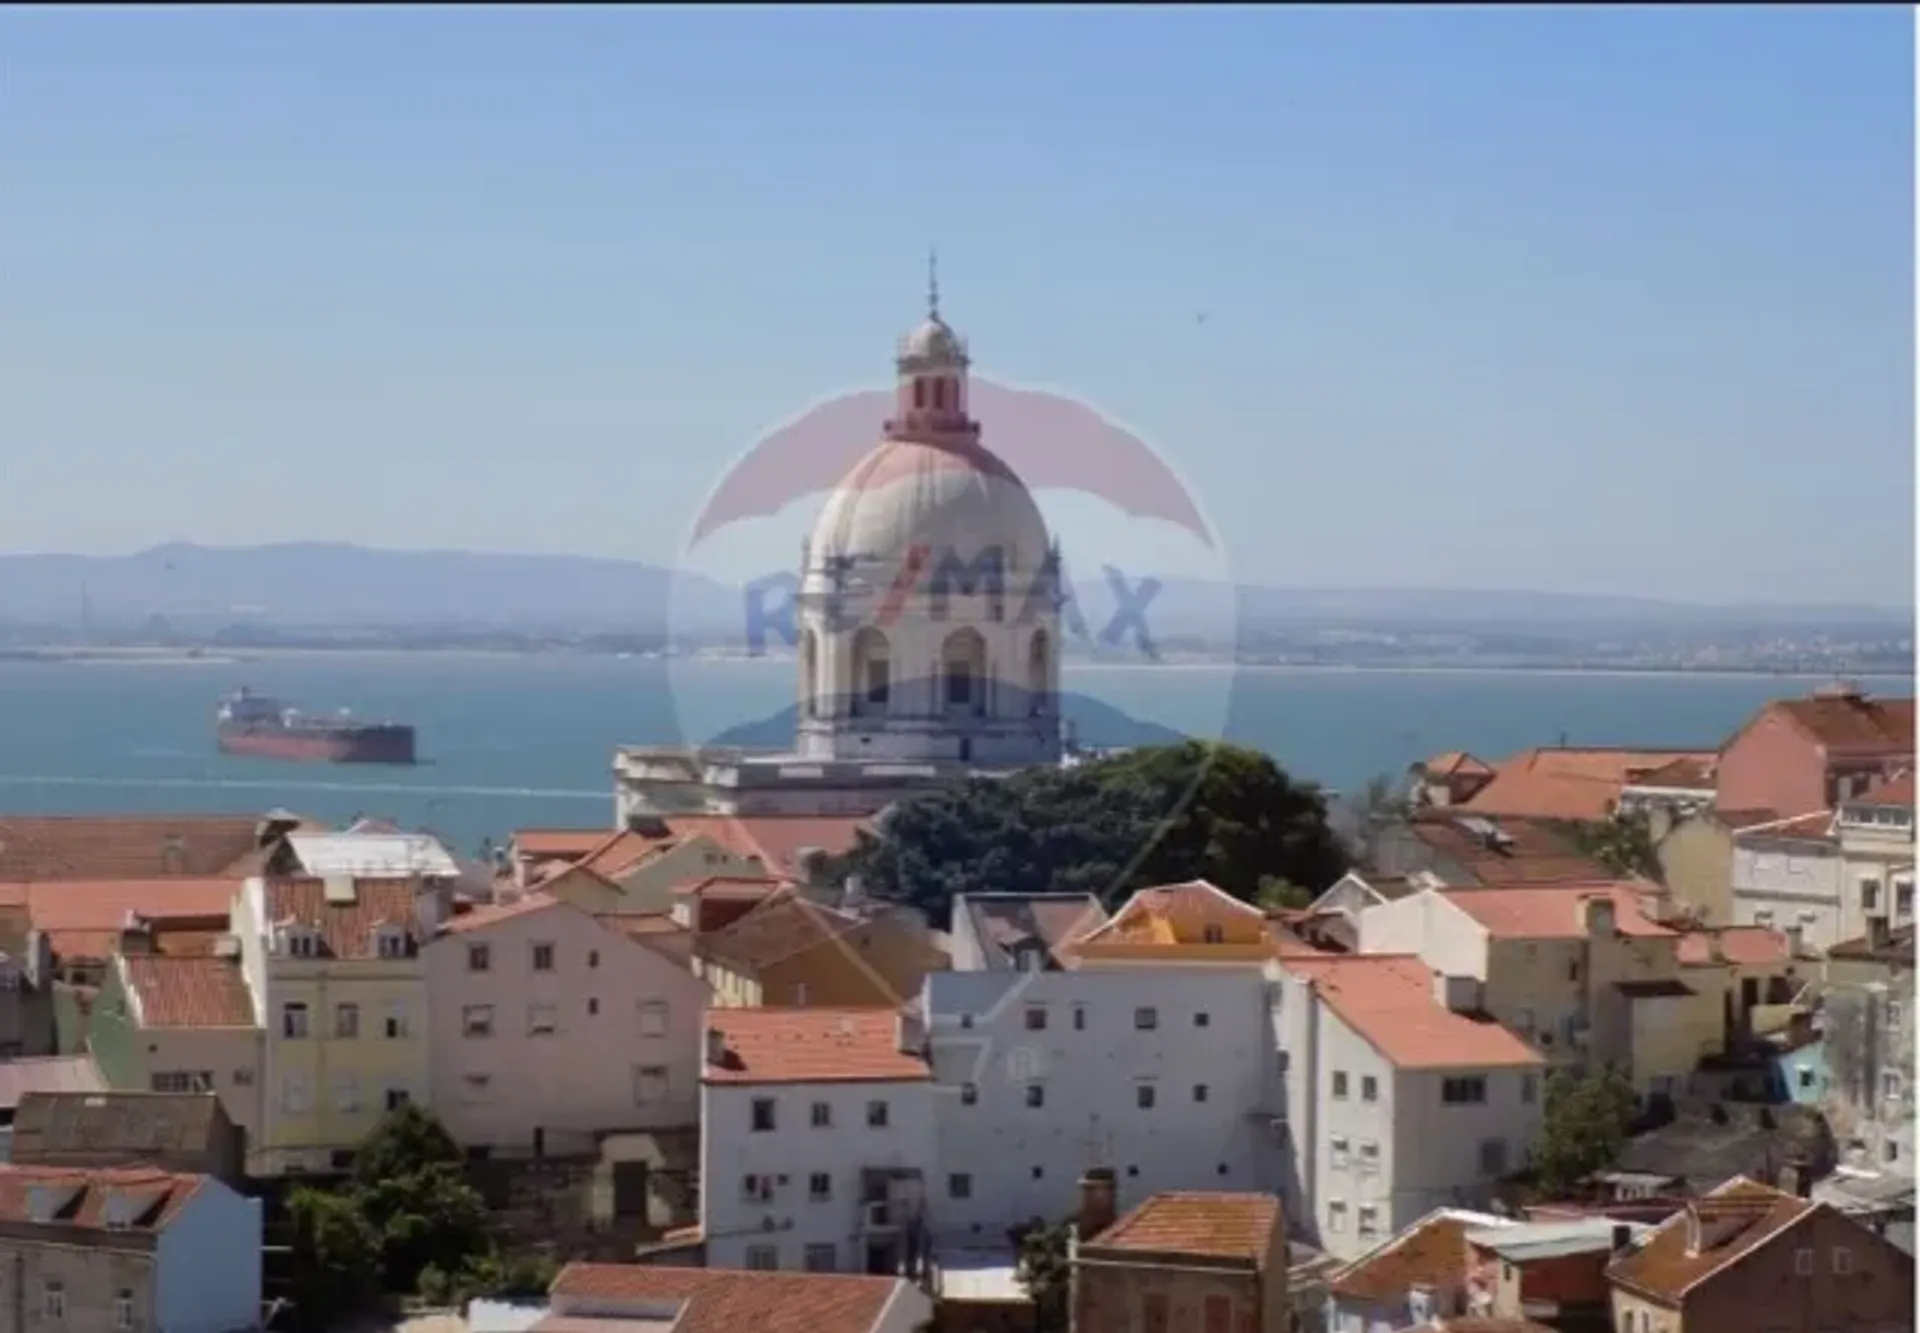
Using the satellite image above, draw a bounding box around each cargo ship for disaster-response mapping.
[215,689,417,765]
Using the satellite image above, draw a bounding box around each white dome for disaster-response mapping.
[898,316,966,365]
[808,437,1051,576]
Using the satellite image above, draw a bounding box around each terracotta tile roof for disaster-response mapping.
[1607,1176,1814,1304]
[0,1057,105,1112]
[1461,750,1718,822]
[1442,883,1675,940]
[511,828,611,859]
[1771,694,1915,756]
[1330,1211,1491,1300]
[576,829,673,880]
[1419,752,1497,779]
[0,1164,206,1232]
[260,877,424,958]
[695,890,863,974]
[1854,771,1915,808]
[957,892,1107,968]
[585,815,872,882]
[672,874,791,902]
[1067,881,1277,962]
[1629,756,1717,791]
[1282,955,1543,1071]
[19,879,239,932]
[122,955,256,1028]
[1675,926,1791,968]
[704,1008,929,1085]
[0,816,286,880]
[1404,814,1612,885]
[1732,810,1837,844]
[1084,1191,1280,1265]
[436,892,566,935]
[1827,922,1916,963]
[549,1263,904,1333]
[597,912,698,967]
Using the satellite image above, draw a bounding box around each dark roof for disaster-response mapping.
[1612,1107,1833,1192]
[956,892,1106,969]
[10,1091,228,1165]
[1404,814,1612,885]
[1828,923,1916,966]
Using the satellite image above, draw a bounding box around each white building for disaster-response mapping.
[1833,774,1916,948]
[944,892,1107,972]
[1730,810,1844,949]
[922,966,1283,1246]
[1273,954,1545,1259]
[616,276,1063,821]
[699,1007,936,1275]
[423,894,713,1154]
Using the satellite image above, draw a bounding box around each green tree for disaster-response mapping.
[1557,812,1660,879]
[350,1104,492,1294]
[837,740,1348,927]
[1009,1216,1074,1333]
[1532,1066,1639,1195]
[286,1185,383,1332]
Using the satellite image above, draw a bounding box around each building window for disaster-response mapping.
[741,1174,770,1202]
[1073,1006,1087,1030]
[867,1099,889,1128]
[588,949,600,968]
[1136,1084,1156,1109]
[532,942,555,972]
[1031,1165,1045,1180]
[1862,879,1883,910]
[386,1088,410,1111]
[335,1075,361,1113]
[1025,1084,1045,1108]
[804,1243,837,1273]
[1358,1204,1380,1237]
[1332,1070,1349,1099]
[752,1098,777,1132]
[1833,1247,1854,1274]
[335,1002,359,1039]
[1203,924,1225,944]
[282,1076,311,1114]
[381,1003,409,1039]
[1330,1134,1350,1169]
[1900,882,1916,917]
[632,1065,668,1105]
[1479,1137,1509,1176]
[639,1000,670,1037]
[1522,1074,1538,1104]
[745,1245,778,1270]
[1327,1200,1346,1232]
[1794,1247,1814,1275]
[945,1171,973,1199]
[375,928,407,959]
[1887,1000,1904,1030]
[44,1280,65,1319]
[1882,1071,1903,1100]
[462,1004,494,1037]
[1361,1075,1379,1102]
[959,1081,980,1106]
[810,1101,832,1127]
[1134,1006,1159,1030]
[287,930,318,959]
[1193,1083,1210,1103]
[1204,1295,1231,1333]
[151,1070,212,1094]
[282,1002,309,1039]
[1443,1076,1488,1105]
[114,1287,133,1330]
[1025,1006,1047,1030]
[528,1004,557,1036]
[809,1172,832,1202]
[1194,1011,1211,1027]
[1359,1139,1380,1169]
[1886,1140,1901,1164]
[467,943,490,972]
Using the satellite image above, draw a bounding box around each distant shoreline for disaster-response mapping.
[0,645,1909,684]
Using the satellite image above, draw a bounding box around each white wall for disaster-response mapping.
[1387,1060,1540,1246]
[945,901,989,972]
[1309,1015,1401,1259]
[1356,894,1489,980]
[700,1078,937,1272]
[424,902,711,1151]
[1731,841,1843,949]
[924,968,1282,1245]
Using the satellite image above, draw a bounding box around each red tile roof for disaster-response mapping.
[511,829,611,859]
[549,1263,904,1333]
[122,955,255,1028]
[704,1008,929,1085]
[1442,883,1674,940]
[1330,1211,1484,1300]
[1771,695,1915,756]
[1732,810,1836,844]
[1404,814,1612,885]
[1282,956,1543,1071]
[1420,752,1497,779]
[0,816,280,880]
[1675,927,1791,968]
[1084,1191,1280,1265]
[1630,757,1717,792]
[659,814,872,877]
[1461,750,1717,822]
[260,878,424,958]
[436,892,566,935]
[1854,771,1915,809]
[18,879,240,957]
[1606,1177,1813,1304]
[0,1164,206,1232]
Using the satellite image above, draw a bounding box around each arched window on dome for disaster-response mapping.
[943,628,988,718]
[799,630,820,718]
[851,627,891,717]
[1027,628,1052,717]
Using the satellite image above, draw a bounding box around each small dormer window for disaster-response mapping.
[286,928,319,959]
[373,926,407,959]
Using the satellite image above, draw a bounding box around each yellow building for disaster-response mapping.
[1059,879,1281,968]
[235,875,435,1176]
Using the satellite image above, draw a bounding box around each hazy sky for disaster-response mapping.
[2,6,1912,606]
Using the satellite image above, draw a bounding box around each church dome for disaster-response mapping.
[899,315,966,365]
[808,436,1052,577]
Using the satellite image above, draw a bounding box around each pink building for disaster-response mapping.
[1716,686,1914,818]
[424,894,712,1155]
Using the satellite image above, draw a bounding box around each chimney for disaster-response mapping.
[1581,895,1618,939]
[704,1024,727,1069]
[1431,973,1480,1014]
[1611,1223,1634,1255]
[1780,1159,1814,1199]
[896,1010,925,1053]
[1077,1168,1117,1241]
[119,912,154,958]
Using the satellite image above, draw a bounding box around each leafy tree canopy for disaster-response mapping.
[1555,812,1661,880]
[1532,1066,1639,1196]
[839,740,1348,927]
[286,1185,383,1332]
[1009,1215,1074,1333]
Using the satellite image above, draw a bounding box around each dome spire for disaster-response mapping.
[927,246,941,320]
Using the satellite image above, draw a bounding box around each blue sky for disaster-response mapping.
[2,6,1912,606]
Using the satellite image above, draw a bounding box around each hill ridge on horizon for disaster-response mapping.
[0,541,1907,631]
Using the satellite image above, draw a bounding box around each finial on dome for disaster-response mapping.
[927,247,940,319]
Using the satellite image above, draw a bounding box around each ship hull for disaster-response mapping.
[218,726,417,766]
